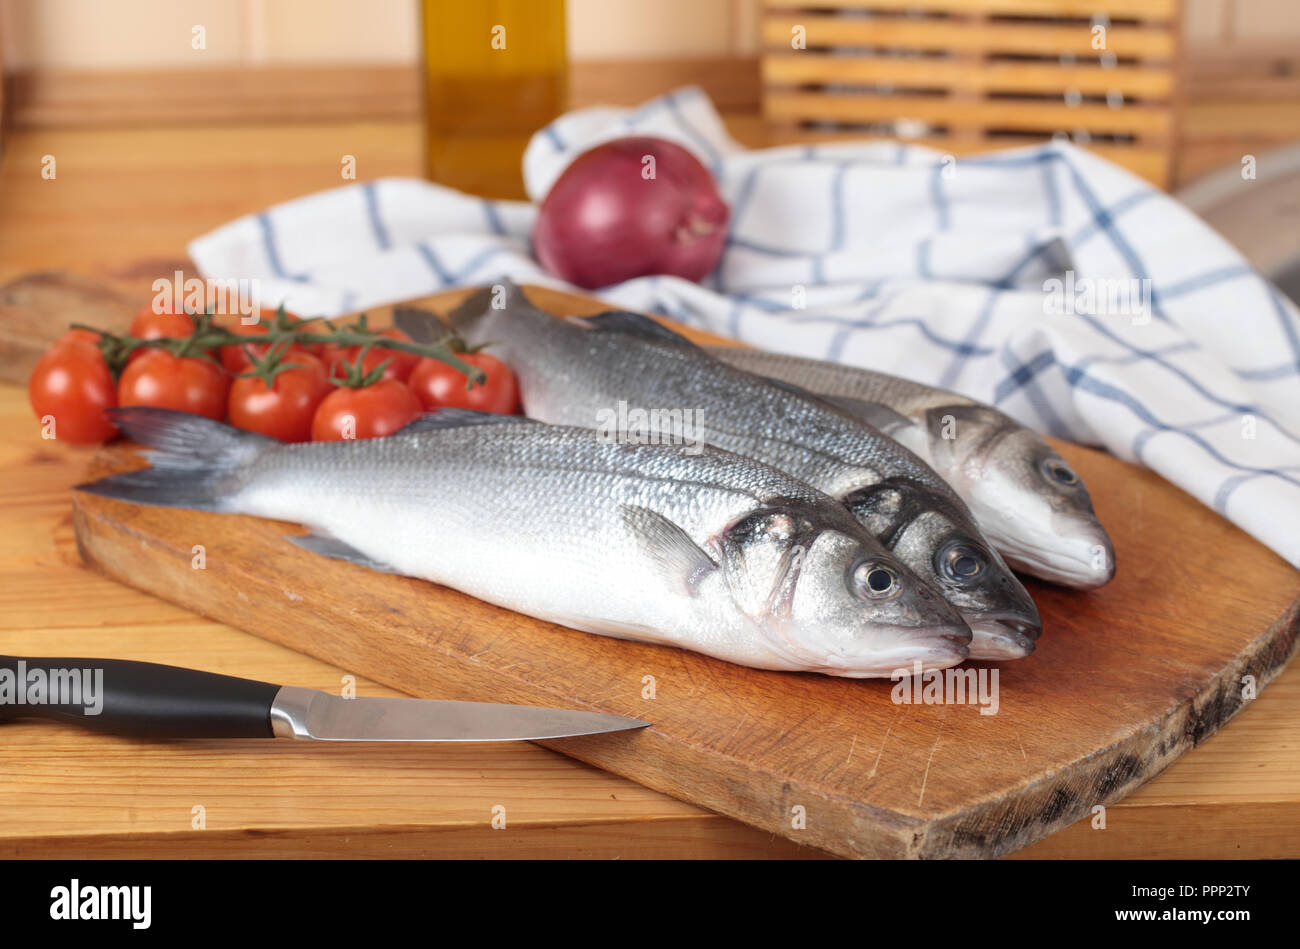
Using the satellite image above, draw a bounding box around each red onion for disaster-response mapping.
[532,136,729,289]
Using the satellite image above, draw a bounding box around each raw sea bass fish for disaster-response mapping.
[429,284,1041,660]
[78,408,973,679]
[705,347,1115,590]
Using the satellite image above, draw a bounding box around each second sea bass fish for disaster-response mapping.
[704,347,1115,590]
[79,408,972,678]
[427,283,1042,660]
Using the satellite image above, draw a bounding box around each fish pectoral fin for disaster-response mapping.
[568,311,697,348]
[620,504,718,596]
[286,532,404,575]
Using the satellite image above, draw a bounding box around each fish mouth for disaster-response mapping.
[968,492,1115,590]
[995,523,1116,591]
[966,615,1041,661]
[817,629,971,678]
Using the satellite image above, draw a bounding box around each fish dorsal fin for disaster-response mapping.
[756,374,819,399]
[396,409,534,435]
[822,396,913,435]
[620,504,717,596]
[568,311,697,348]
[751,375,913,434]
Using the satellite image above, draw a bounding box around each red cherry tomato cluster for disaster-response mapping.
[28,302,520,446]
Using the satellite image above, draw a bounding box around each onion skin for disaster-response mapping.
[532,136,729,290]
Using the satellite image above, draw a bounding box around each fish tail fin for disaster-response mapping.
[396,283,498,345]
[436,278,547,344]
[75,408,276,511]
[442,283,497,339]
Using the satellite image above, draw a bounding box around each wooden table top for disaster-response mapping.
[1,119,1298,859]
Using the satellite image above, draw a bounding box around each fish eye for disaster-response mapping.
[852,562,901,600]
[938,543,984,583]
[1041,457,1079,487]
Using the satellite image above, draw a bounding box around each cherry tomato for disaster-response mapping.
[407,351,519,415]
[323,328,420,384]
[129,303,195,341]
[218,319,272,373]
[216,308,313,372]
[220,331,315,376]
[371,329,420,380]
[311,380,421,441]
[118,349,229,420]
[28,339,118,444]
[323,349,396,384]
[228,352,330,443]
[57,329,106,347]
[289,317,332,357]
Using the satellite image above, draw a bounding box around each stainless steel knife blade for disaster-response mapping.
[269,686,650,742]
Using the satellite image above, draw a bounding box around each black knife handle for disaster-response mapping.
[0,656,281,738]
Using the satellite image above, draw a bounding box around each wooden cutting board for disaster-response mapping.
[63,283,1300,859]
[0,272,141,384]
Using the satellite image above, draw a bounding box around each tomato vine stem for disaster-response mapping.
[69,311,487,387]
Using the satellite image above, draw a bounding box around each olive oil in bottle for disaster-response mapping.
[420,0,567,200]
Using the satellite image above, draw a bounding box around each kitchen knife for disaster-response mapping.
[0,656,650,741]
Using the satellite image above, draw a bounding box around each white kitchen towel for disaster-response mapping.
[189,86,1300,571]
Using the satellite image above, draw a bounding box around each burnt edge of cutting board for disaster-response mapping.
[922,598,1300,858]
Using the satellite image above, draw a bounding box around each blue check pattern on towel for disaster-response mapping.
[189,87,1300,571]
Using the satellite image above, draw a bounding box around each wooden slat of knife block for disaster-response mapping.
[69,284,1300,859]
